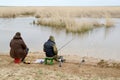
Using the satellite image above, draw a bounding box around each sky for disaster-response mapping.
[0,0,120,6]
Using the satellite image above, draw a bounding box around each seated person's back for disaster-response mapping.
[43,36,58,57]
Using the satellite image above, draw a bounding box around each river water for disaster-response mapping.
[0,17,120,61]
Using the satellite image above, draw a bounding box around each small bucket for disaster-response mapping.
[14,58,21,63]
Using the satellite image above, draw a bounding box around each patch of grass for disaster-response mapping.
[2,13,16,18]
[35,15,41,18]
[38,69,43,74]
[111,63,120,69]
[105,18,114,27]
[97,59,109,68]
[21,11,35,16]
[97,60,120,69]
[56,72,66,78]
[37,17,104,34]
[93,20,104,27]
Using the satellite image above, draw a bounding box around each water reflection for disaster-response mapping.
[104,26,115,39]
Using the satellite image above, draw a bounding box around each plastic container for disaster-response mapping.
[14,58,21,63]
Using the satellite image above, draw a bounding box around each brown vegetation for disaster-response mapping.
[0,7,120,18]
[105,17,114,27]
[0,6,117,33]
[36,17,105,33]
[97,59,120,69]
[0,7,36,18]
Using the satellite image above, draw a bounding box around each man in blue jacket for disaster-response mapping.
[43,36,58,61]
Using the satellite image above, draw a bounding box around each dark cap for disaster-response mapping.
[13,32,22,39]
[15,32,21,36]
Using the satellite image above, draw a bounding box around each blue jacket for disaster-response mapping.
[43,39,56,57]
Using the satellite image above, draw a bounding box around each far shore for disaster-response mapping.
[0,6,120,18]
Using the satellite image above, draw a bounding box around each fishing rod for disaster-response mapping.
[57,37,87,67]
[58,37,75,51]
[57,37,76,67]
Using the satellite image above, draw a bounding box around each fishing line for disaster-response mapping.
[58,37,76,51]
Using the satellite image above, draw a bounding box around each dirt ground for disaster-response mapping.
[0,52,120,80]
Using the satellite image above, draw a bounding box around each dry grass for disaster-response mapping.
[0,53,120,80]
[97,59,109,68]
[32,6,117,33]
[36,17,104,33]
[105,17,114,27]
[0,6,117,33]
[0,7,37,18]
[0,6,120,18]
[97,59,120,69]
[33,6,120,18]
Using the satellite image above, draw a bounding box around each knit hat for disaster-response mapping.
[49,35,55,42]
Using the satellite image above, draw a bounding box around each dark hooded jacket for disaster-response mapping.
[10,33,27,58]
[43,39,57,57]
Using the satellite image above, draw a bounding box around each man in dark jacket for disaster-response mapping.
[43,36,58,61]
[10,32,28,63]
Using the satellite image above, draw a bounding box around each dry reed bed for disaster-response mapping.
[0,7,120,18]
[0,6,117,33]
[34,6,120,18]
[33,6,116,33]
[36,17,114,33]
[37,17,93,33]
[0,7,37,18]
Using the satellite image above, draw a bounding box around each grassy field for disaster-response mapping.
[0,6,118,33]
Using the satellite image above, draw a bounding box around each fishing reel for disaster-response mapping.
[58,56,66,67]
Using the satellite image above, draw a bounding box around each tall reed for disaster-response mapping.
[105,18,114,27]
[37,17,103,33]
[0,7,120,18]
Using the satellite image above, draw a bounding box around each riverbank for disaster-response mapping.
[0,52,120,80]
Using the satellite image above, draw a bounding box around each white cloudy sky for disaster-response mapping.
[0,0,119,6]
